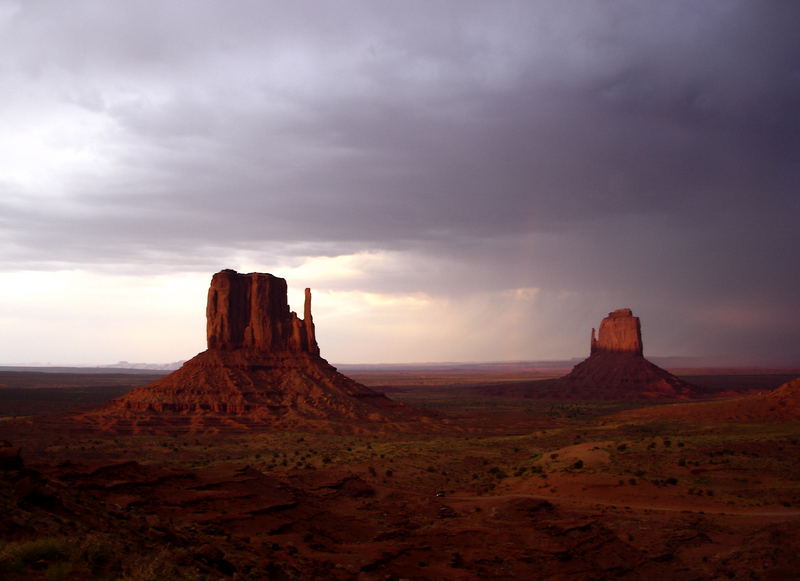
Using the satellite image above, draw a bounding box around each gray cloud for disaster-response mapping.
[1,1,798,363]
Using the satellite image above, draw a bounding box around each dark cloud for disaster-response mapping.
[0,1,798,363]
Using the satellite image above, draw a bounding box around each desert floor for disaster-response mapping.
[1,366,799,580]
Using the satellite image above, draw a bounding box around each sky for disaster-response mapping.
[0,1,798,366]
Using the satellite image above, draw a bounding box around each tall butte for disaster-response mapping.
[556,308,696,399]
[81,270,431,432]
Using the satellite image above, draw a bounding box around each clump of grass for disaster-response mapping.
[78,532,120,576]
[46,561,73,581]
[0,537,72,574]
[118,548,178,581]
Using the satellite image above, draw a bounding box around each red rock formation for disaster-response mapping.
[554,308,696,400]
[79,270,432,432]
[590,308,643,356]
[206,270,319,356]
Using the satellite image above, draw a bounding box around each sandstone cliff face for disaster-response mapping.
[558,308,696,400]
[82,270,431,432]
[590,308,643,356]
[206,269,319,356]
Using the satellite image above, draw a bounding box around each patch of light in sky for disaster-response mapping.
[0,104,116,195]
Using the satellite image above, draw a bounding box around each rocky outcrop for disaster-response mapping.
[206,270,319,356]
[553,308,696,400]
[590,308,642,355]
[80,270,432,432]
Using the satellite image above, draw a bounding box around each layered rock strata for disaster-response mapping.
[82,270,429,432]
[557,308,696,400]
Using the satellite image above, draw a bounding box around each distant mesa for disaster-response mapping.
[553,308,697,400]
[79,269,432,432]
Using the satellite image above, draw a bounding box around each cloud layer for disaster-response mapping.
[1,1,798,364]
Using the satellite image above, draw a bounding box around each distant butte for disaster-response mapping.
[79,269,433,433]
[554,308,697,400]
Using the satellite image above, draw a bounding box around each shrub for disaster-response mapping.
[0,537,72,574]
[78,533,119,575]
[46,562,73,581]
[488,467,508,479]
[118,548,177,581]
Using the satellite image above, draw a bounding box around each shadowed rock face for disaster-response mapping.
[558,308,696,400]
[206,270,319,355]
[80,270,431,432]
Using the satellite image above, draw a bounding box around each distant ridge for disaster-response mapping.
[103,361,184,371]
[618,376,800,423]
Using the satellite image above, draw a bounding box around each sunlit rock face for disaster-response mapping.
[590,308,643,356]
[558,308,696,400]
[80,270,430,432]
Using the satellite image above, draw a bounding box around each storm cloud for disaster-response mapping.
[1,1,798,364]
